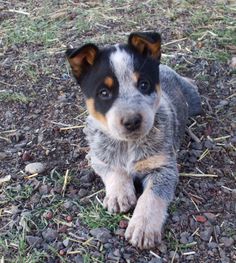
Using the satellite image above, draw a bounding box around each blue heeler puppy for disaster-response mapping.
[66,32,202,249]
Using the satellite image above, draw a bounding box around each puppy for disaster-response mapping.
[66,32,202,249]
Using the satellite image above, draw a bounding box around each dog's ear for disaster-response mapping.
[66,44,99,82]
[128,32,161,60]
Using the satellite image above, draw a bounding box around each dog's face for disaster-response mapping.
[66,32,161,141]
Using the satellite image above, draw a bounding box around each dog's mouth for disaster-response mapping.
[108,125,152,141]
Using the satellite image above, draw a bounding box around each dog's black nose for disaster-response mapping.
[121,114,142,132]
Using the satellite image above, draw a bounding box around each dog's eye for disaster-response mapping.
[98,87,112,100]
[137,79,151,94]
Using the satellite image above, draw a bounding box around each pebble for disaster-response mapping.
[113,248,121,257]
[180,232,190,244]
[0,152,7,160]
[220,237,234,247]
[62,238,70,247]
[169,251,179,261]
[63,200,73,209]
[25,162,46,174]
[39,184,49,195]
[148,258,163,263]
[230,56,236,69]
[26,235,43,248]
[78,188,88,198]
[204,212,217,223]
[74,255,84,263]
[157,243,167,253]
[80,170,95,183]
[90,227,112,243]
[114,228,125,238]
[208,242,218,249]
[42,228,58,242]
[200,226,213,241]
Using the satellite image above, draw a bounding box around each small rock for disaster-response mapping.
[114,228,125,238]
[80,170,95,183]
[219,100,229,107]
[39,184,49,195]
[63,200,73,209]
[204,139,214,149]
[148,258,162,263]
[230,56,236,69]
[78,188,88,198]
[204,212,217,223]
[157,243,167,253]
[180,232,190,244]
[90,227,112,243]
[200,226,213,241]
[0,152,7,160]
[25,162,45,174]
[113,248,121,257]
[62,238,69,247]
[220,237,234,247]
[22,151,33,161]
[169,251,179,261]
[208,242,218,249]
[26,235,43,248]
[74,255,84,263]
[42,228,58,242]
[172,214,180,223]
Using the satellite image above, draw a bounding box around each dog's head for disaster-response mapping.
[66,32,161,141]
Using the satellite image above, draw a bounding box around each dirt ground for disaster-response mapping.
[0,1,235,262]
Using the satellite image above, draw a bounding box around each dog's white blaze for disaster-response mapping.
[109,47,134,92]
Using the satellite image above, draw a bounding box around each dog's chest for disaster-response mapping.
[84,117,167,171]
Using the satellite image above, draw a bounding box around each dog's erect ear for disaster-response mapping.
[66,44,99,82]
[128,32,161,60]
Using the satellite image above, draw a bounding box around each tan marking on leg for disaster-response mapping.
[86,98,107,126]
[102,168,137,213]
[125,181,168,249]
[104,76,113,88]
[134,154,167,172]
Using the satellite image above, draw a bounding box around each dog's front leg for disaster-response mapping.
[91,157,137,213]
[125,161,178,249]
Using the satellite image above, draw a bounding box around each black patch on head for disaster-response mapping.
[80,47,119,115]
[126,45,160,96]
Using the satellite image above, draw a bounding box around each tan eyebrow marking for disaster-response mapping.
[132,72,139,83]
[104,76,114,89]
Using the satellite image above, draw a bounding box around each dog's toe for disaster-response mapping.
[103,191,137,213]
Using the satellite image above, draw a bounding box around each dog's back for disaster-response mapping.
[160,65,202,118]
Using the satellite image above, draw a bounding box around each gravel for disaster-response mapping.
[25,162,46,174]
[42,228,58,242]
[90,227,112,243]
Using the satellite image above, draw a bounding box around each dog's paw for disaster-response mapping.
[103,185,137,213]
[125,190,167,249]
[125,213,162,249]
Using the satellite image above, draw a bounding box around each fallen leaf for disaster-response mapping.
[195,215,207,223]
